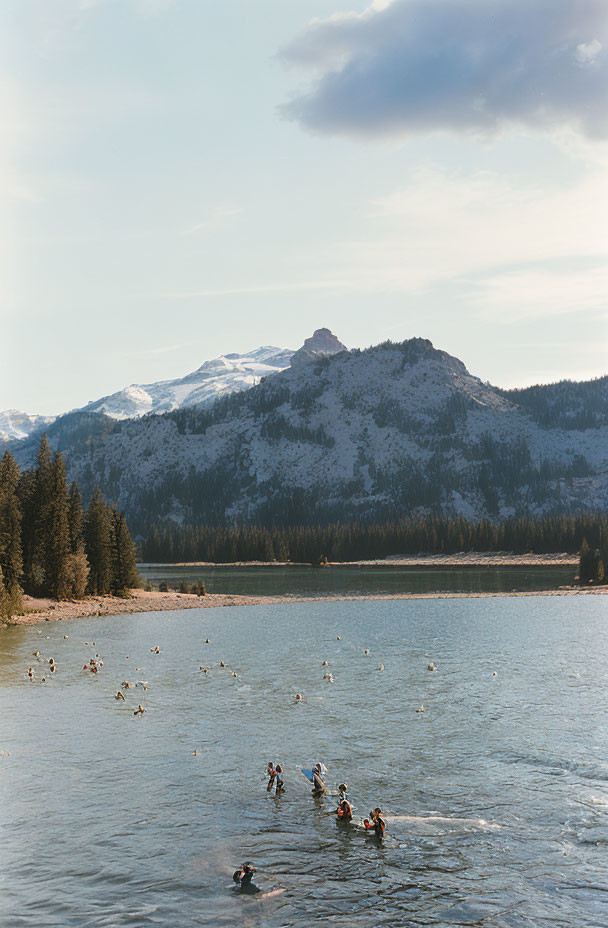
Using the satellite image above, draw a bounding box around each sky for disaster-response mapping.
[3,0,608,415]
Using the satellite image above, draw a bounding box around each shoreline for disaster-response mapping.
[145,553,579,569]
[4,584,605,628]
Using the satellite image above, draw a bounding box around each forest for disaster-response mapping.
[0,435,140,619]
[141,513,607,577]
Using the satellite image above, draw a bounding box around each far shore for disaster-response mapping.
[3,582,605,628]
[148,552,579,569]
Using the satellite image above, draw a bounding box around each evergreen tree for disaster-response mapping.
[45,453,71,600]
[110,509,141,594]
[68,482,85,554]
[0,452,23,592]
[85,489,112,594]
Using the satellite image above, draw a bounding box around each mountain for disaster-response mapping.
[0,410,55,443]
[9,336,607,529]
[82,345,295,419]
[0,329,350,443]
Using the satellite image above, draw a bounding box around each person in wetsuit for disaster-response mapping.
[312,763,326,794]
[364,807,386,839]
[233,863,259,893]
[335,798,354,822]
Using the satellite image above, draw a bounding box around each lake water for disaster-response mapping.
[138,563,575,596]
[1,595,607,928]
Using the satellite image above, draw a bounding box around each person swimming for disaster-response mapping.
[266,762,276,791]
[335,798,354,822]
[312,763,326,794]
[233,863,259,893]
[364,807,386,839]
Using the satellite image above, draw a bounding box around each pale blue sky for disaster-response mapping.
[3,0,608,414]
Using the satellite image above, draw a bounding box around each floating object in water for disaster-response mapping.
[63,635,69,639]
[492,672,497,676]
[416,705,424,713]
[337,636,341,641]
[364,649,370,655]
[377,664,384,672]
[295,693,303,702]
[220,661,226,668]
[205,639,210,644]
[428,663,435,671]
[322,660,329,666]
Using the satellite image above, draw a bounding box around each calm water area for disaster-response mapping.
[138,563,576,597]
[1,594,608,927]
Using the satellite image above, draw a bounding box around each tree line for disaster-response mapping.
[141,513,607,567]
[0,436,140,619]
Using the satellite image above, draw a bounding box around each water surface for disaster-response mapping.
[138,563,575,596]
[1,595,607,927]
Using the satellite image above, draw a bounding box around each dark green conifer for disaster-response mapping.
[110,509,141,594]
[85,489,112,594]
[45,453,71,600]
[0,451,23,591]
[68,482,85,554]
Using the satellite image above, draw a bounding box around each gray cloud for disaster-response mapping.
[280,0,608,139]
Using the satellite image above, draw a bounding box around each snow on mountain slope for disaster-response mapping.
[83,346,295,419]
[0,410,55,442]
[32,337,607,528]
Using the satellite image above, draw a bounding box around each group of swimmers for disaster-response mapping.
[233,762,387,894]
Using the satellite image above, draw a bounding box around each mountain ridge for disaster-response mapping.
[8,335,607,529]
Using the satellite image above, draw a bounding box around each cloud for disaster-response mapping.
[280,0,608,140]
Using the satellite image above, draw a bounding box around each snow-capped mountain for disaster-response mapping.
[0,410,55,443]
[1,329,348,441]
[11,336,607,527]
[83,345,295,420]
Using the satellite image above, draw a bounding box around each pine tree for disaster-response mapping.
[0,452,23,592]
[85,489,112,594]
[45,453,71,600]
[110,509,140,594]
[68,482,85,554]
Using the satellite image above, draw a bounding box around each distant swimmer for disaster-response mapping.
[325,673,334,683]
[377,664,384,672]
[335,797,353,822]
[200,667,208,673]
[134,704,146,715]
[364,807,386,839]
[312,763,327,794]
[50,664,56,673]
[28,667,34,679]
[266,762,276,791]
[220,661,226,668]
[295,693,303,702]
[322,661,329,666]
[115,691,125,700]
[205,638,210,644]
[233,863,259,893]
[33,651,40,658]
[428,663,436,671]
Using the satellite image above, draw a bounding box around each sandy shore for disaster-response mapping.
[3,583,605,628]
[160,552,579,568]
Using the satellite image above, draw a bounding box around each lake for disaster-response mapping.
[138,563,576,596]
[1,594,607,927]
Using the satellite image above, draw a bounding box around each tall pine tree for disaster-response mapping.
[0,452,23,592]
[85,489,112,594]
[110,509,141,594]
[45,452,71,600]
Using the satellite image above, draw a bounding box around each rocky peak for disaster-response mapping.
[290,328,346,367]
